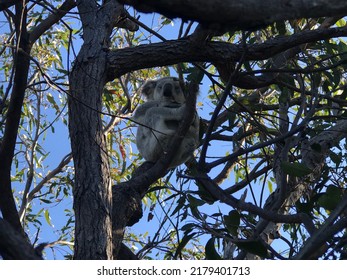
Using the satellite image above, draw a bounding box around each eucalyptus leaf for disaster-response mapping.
[205,238,222,260]
[281,162,312,177]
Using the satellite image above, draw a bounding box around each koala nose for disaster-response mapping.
[163,84,173,97]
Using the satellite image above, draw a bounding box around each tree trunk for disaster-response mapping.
[68,47,113,259]
[67,0,121,259]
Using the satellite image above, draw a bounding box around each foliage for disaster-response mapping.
[1,1,347,260]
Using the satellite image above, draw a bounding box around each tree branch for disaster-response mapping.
[0,0,20,11]
[243,119,347,259]
[0,2,30,237]
[0,218,41,260]
[29,0,76,43]
[119,0,347,31]
[18,153,73,221]
[68,0,124,260]
[107,26,347,79]
[191,167,316,233]
[294,193,347,259]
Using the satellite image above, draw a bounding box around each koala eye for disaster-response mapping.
[158,85,163,90]
[175,85,181,91]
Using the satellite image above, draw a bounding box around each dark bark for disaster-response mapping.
[0,2,30,238]
[0,219,41,260]
[112,162,153,259]
[0,0,20,11]
[119,0,347,30]
[117,243,139,260]
[107,26,347,80]
[69,50,113,259]
[68,0,124,259]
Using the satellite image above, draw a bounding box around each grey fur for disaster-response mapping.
[132,77,199,168]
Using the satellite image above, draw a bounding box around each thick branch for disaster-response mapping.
[119,0,347,30]
[0,3,30,237]
[0,218,41,260]
[0,0,20,11]
[107,26,347,79]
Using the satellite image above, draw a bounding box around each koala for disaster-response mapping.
[132,77,199,169]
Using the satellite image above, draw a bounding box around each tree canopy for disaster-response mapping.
[1,0,347,260]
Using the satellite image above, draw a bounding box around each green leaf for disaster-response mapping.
[187,194,205,207]
[44,209,53,227]
[330,151,342,167]
[234,240,269,258]
[317,186,343,211]
[296,201,314,214]
[223,210,240,236]
[205,238,222,260]
[186,67,204,84]
[160,16,173,26]
[171,195,187,216]
[281,162,312,177]
[181,223,196,233]
[174,233,196,259]
[268,181,273,194]
[40,199,52,204]
[336,18,347,28]
[189,204,202,220]
[196,184,216,204]
[275,21,287,35]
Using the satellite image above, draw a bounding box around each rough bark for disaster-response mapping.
[112,162,153,259]
[119,0,347,30]
[107,26,347,79]
[68,0,121,260]
[69,53,114,260]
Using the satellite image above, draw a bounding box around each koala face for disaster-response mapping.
[142,77,186,104]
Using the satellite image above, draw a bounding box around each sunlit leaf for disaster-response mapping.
[44,209,53,227]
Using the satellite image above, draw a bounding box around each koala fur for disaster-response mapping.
[132,77,199,168]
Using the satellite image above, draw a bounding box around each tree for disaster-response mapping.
[1,0,347,260]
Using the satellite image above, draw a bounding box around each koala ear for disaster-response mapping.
[141,80,157,100]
